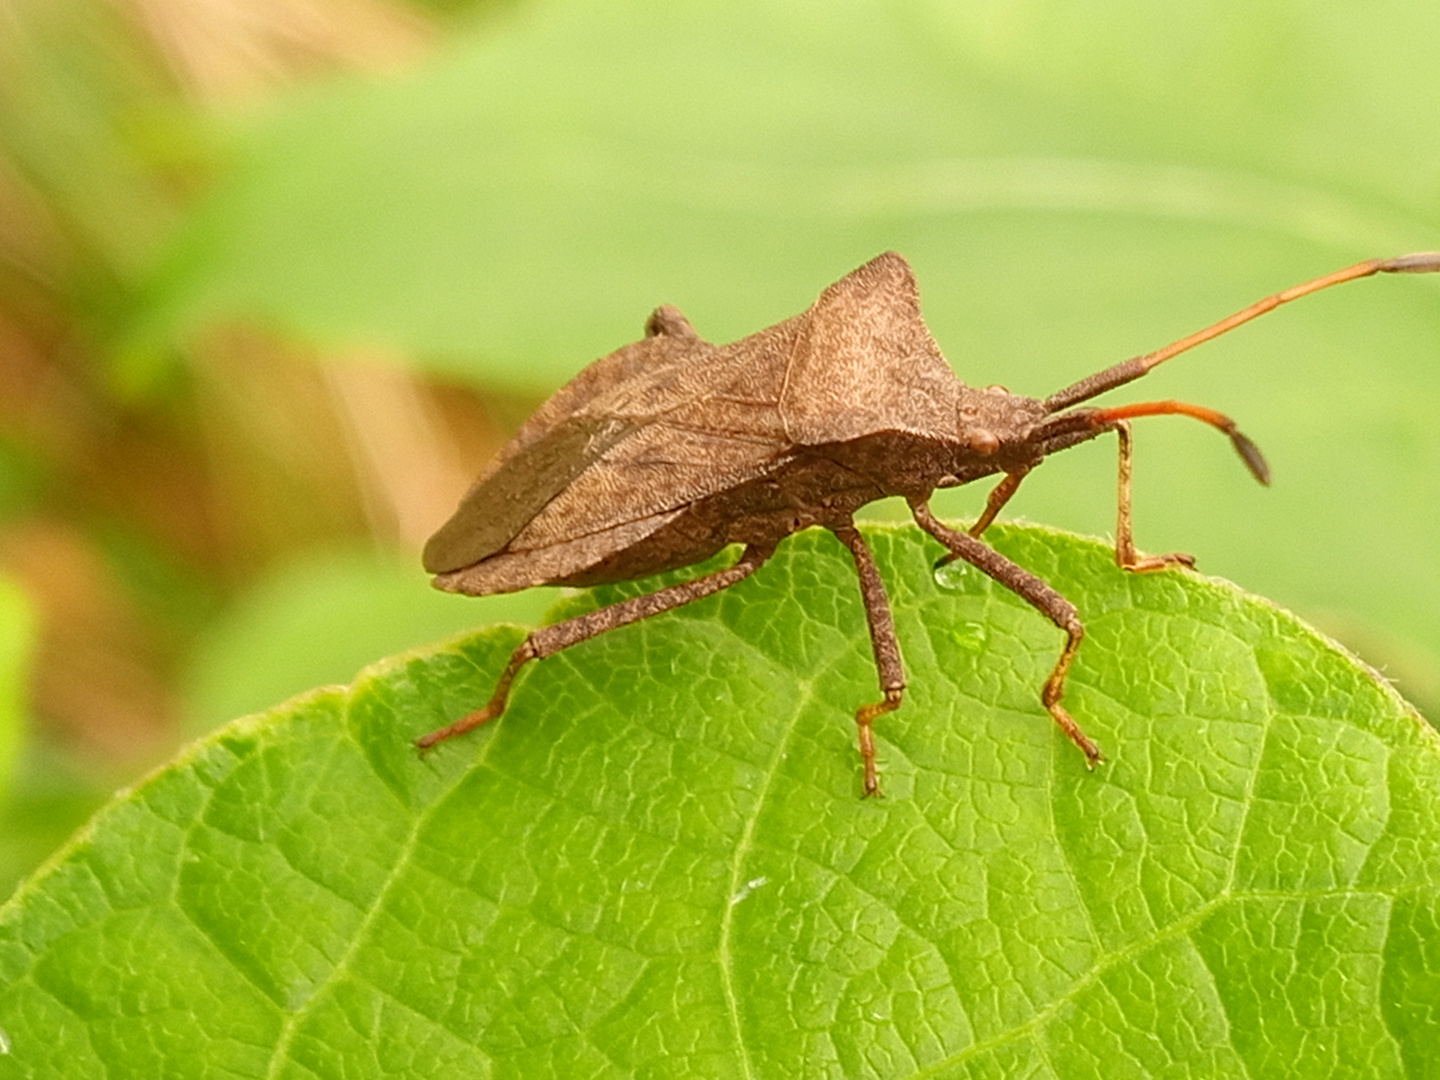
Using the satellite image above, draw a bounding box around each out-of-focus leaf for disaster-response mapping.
[0,579,102,906]
[0,444,43,525]
[0,0,176,293]
[0,576,31,804]
[183,545,556,732]
[129,0,1440,375]
[3,523,1440,1078]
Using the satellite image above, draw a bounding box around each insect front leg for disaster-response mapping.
[416,544,774,751]
[831,524,906,798]
[910,500,1102,768]
[1112,420,1196,573]
[967,468,1030,539]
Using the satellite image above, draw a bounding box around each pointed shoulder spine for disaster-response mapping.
[818,252,921,314]
[779,252,958,444]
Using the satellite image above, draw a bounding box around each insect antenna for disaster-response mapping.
[1043,252,1440,414]
[1087,400,1269,484]
[1032,399,1270,484]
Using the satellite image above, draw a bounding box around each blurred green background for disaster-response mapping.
[1,0,1437,900]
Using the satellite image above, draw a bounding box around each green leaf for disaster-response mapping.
[3,523,1439,1078]
[182,546,557,734]
[125,0,1440,721]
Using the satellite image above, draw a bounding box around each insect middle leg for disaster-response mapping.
[831,524,905,798]
[416,544,775,750]
[910,499,1102,768]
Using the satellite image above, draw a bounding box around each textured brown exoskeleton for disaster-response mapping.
[420,251,1440,795]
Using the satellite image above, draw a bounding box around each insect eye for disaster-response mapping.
[968,429,1000,454]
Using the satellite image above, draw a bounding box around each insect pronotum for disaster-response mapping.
[419,251,1440,796]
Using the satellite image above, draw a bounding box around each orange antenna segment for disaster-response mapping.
[1045,252,1440,413]
[1086,399,1271,484]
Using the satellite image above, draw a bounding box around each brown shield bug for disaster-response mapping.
[418,251,1440,795]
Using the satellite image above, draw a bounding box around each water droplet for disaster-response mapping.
[0,1026,10,1055]
[933,559,974,591]
[952,622,989,652]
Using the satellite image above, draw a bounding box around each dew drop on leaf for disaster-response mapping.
[933,559,976,591]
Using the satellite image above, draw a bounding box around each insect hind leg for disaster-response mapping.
[416,544,775,751]
[415,642,537,750]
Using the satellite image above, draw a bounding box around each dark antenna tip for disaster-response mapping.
[1230,429,1271,486]
[1381,252,1440,274]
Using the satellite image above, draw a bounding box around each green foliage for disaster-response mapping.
[0,577,31,804]
[182,546,557,733]
[0,578,70,908]
[0,763,108,913]
[131,0,1440,376]
[3,523,1438,1078]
